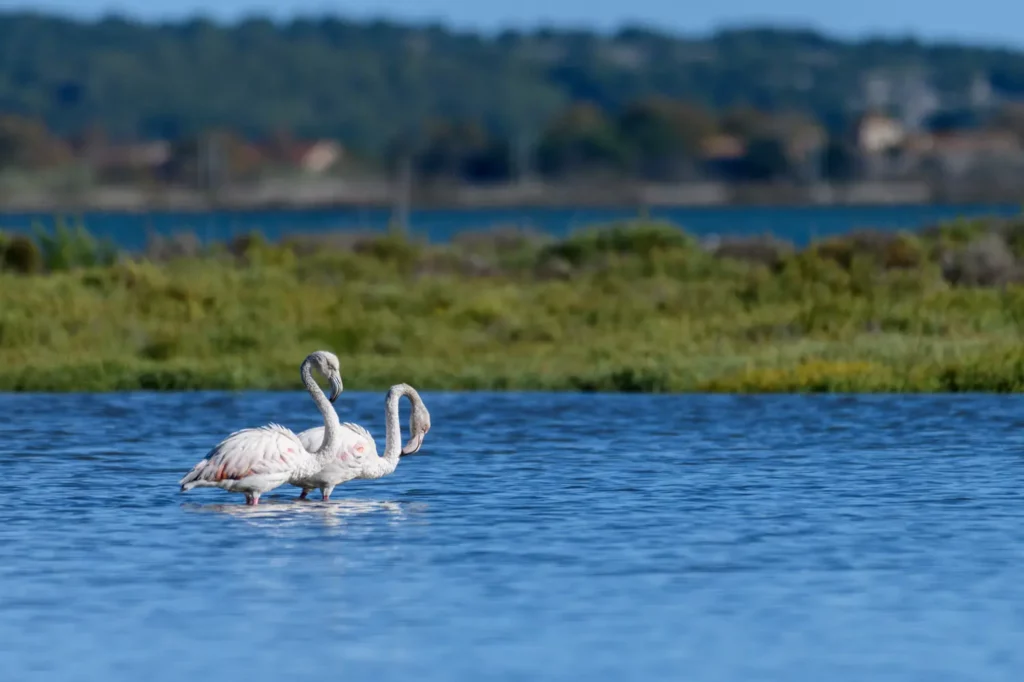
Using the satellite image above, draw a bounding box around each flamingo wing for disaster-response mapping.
[341,422,374,443]
[180,423,307,488]
[297,422,376,457]
[295,425,326,453]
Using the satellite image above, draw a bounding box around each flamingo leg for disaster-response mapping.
[321,486,333,502]
[298,489,309,501]
[245,493,260,506]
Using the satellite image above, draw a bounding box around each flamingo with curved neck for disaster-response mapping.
[290,383,431,500]
[361,383,430,479]
[179,350,345,505]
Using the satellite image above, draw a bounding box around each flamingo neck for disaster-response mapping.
[301,360,341,462]
[363,386,406,479]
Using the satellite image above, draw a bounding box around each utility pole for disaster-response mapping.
[392,151,411,235]
[514,132,532,186]
[196,134,204,192]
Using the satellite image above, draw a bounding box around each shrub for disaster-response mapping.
[34,218,118,271]
[0,233,42,274]
[541,220,693,267]
[710,234,794,269]
[813,229,923,270]
[145,230,203,262]
[351,232,422,271]
[941,233,1018,287]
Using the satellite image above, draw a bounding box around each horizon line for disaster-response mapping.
[1,7,1022,53]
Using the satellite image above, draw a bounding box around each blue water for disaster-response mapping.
[2,392,1024,681]
[1,204,1020,250]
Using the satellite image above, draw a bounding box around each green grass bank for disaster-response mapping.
[3,215,1024,392]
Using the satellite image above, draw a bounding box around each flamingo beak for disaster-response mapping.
[329,374,343,403]
[401,431,425,456]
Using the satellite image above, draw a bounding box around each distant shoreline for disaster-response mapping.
[1,199,1022,215]
[0,179,1022,215]
[2,199,1020,253]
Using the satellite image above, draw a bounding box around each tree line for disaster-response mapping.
[3,12,1024,188]
[4,96,1024,187]
[0,98,859,185]
[402,100,840,183]
[2,12,1024,153]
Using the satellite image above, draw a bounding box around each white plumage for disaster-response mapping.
[287,422,373,501]
[288,384,432,501]
[179,424,311,503]
[179,350,345,505]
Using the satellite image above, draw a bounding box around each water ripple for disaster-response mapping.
[0,392,1023,681]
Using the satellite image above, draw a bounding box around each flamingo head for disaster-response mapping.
[310,350,343,402]
[401,396,431,456]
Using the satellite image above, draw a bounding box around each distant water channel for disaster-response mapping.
[0,203,1019,250]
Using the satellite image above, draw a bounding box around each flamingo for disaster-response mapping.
[289,383,431,501]
[178,350,345,505]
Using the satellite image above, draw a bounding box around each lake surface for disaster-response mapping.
[1,391,1023,681]
[1,204,1020,250]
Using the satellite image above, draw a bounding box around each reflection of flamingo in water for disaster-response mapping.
[289,383,431,502]
[182,498,409,528]
[178,350,344,505]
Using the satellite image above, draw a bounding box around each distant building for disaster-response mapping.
[84,141,172,182]
[924,130,1020,156]
[95,141,171,168]
[908,129,1023,177]
[699,134,746,179]
[700,134,745,159]
[850,112,908,179]
[854,112,905,154]
[262,138,343,174]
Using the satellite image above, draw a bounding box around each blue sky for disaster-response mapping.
[3,0,1023,48]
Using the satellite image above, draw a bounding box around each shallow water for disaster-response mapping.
[1,392,1023,681]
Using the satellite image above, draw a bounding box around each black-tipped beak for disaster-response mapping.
[329,376,343,403]
[401,431,425,456]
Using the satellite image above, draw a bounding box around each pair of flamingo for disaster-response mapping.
[179,351,431,505]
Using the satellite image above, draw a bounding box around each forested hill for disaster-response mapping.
[3,12,1024,152]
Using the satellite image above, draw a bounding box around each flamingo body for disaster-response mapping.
[179,424,312,505]
[289,422,375,501]
[289,384,431,501]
